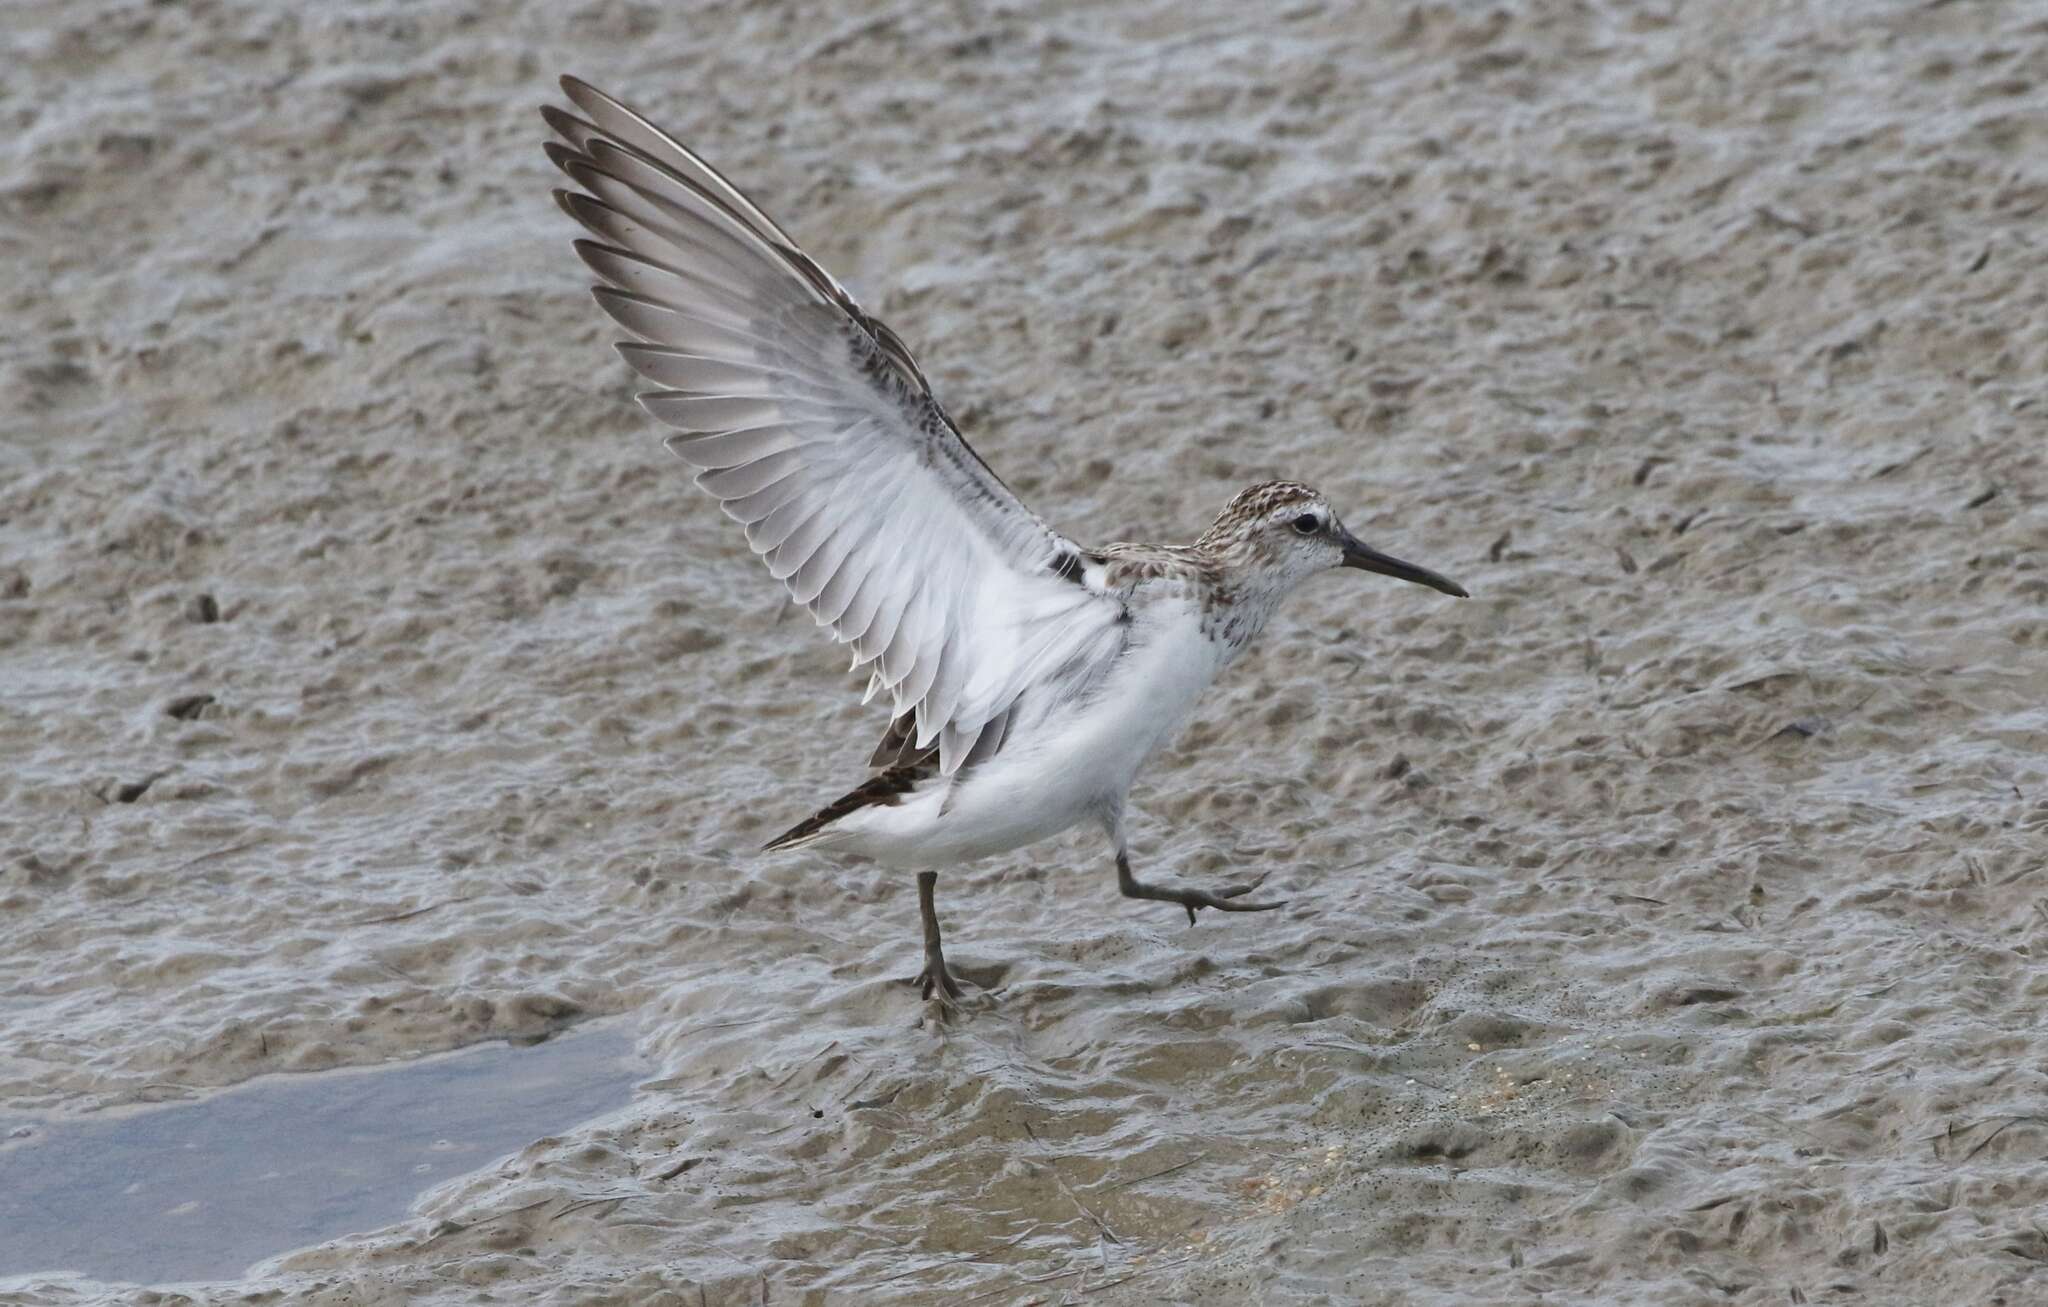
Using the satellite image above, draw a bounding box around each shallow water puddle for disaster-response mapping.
[0,1019,642,1286]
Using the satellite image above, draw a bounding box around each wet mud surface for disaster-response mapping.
[2,1,2045,1302]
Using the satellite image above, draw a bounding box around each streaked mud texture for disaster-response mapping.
[2,0,2044,1302]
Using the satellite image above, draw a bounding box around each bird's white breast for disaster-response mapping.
[1054,592,1228,791]
[833,590,1230,866]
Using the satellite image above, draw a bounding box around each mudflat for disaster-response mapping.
[2,1,2043,1302]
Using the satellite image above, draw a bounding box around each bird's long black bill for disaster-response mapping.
[1341,534,1469,598]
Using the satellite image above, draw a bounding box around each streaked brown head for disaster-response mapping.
[1197,480,1468,598]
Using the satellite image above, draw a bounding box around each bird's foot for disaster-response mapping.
[1174,871,1287,926]
[1121,867,1287,925]
[912,946,964,1003]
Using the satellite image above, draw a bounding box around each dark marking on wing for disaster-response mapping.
[867,709,937,770]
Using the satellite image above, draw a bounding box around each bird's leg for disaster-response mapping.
[913,870,963,1001]
[1115,850,1286,927]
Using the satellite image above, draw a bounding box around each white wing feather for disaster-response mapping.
[545,77,1126,773]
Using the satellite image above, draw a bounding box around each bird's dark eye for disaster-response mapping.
[1291,513,1321,535]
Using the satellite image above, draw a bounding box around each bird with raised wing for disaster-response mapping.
[542,77,1469,1003]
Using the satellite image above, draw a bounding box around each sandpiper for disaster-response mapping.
[543,77,1469,1002]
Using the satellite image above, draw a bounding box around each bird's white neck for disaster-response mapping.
[1197,571,1294,660]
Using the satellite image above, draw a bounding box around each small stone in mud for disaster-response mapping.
[166,693,215,720]
[108,771,171,803]
[187,593,221,623]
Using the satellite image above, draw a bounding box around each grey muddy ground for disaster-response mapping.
[2,0,2045,1302]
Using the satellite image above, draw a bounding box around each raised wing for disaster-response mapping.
[544,77,1127,773]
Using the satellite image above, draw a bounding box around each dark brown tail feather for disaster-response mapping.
[762,765,929,851]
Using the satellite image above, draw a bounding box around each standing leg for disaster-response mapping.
[1099,800,1285,926]
[914,870,963,1001]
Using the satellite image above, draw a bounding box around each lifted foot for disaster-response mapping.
[1117,856,1287,926]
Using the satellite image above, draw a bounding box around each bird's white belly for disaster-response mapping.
[838,603,1225,867]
